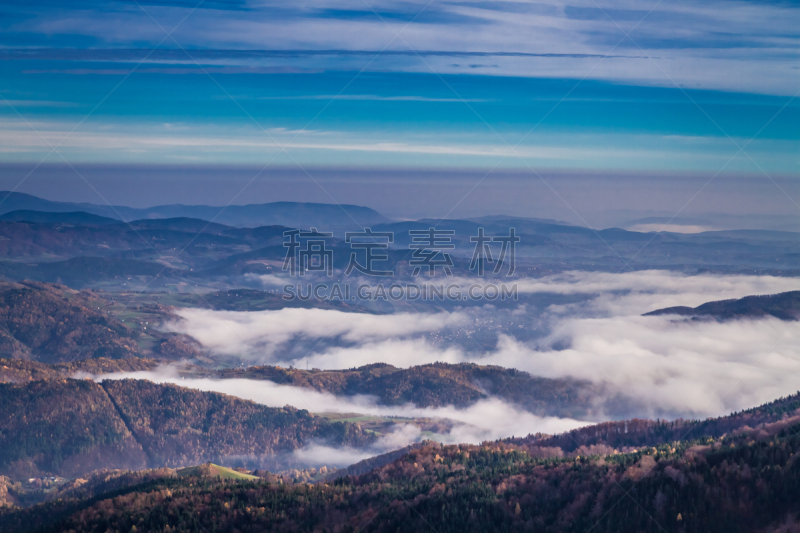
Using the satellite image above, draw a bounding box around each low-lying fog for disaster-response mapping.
[93,270,800,468]
[89,368,588,467]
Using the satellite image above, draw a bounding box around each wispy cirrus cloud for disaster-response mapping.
[3,118,792,172]
[4,0,797,94]
[0,99,80,108]
[258,94,493,102]
[22,66,320,75]
[2,0,798,171]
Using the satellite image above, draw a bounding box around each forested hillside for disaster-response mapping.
[0,282,140,362]
[509,390,800,453]
[2,403,799,533]
[185,362,599,418]
[0,282,200,362]
[0,378,146,478]
[0,357,160,383]
[102,379,372,469]
[0,378,373,478]
[0,358,599,418]
[645,290,800,320]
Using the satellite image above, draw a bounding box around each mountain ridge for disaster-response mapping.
[0,377,373,479]
[0,192,389,229]
[2,391,799,532]
[645,290,800,320]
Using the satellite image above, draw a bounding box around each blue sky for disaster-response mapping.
[0,0,798,199]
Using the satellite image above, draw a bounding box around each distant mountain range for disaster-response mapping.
[0,210,119,226]
[645,290,800,320]
[0,193,798,290]
[0,191,388,229]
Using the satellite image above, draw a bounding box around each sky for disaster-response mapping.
[0,0,798,219]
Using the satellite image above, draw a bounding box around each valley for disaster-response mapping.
[0,196,797,532]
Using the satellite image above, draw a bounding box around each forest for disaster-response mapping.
[0,377,372,479]
[645,290,800,321]
[0,355,601,418]
[0,281,200,362]
[1,402,798,532]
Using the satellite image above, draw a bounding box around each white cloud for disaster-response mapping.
[259,94,492,103]
[164,307,466,359]
[17,0,800,95]
[159,271,800,421]
[244,273,290,287]
[487,317,800,420]
[280,314,800,421]
[89,368,589,467]
[0,119,697,162]
[626,224,714,234]
[296,338,465,369]
[509,270,800,315]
